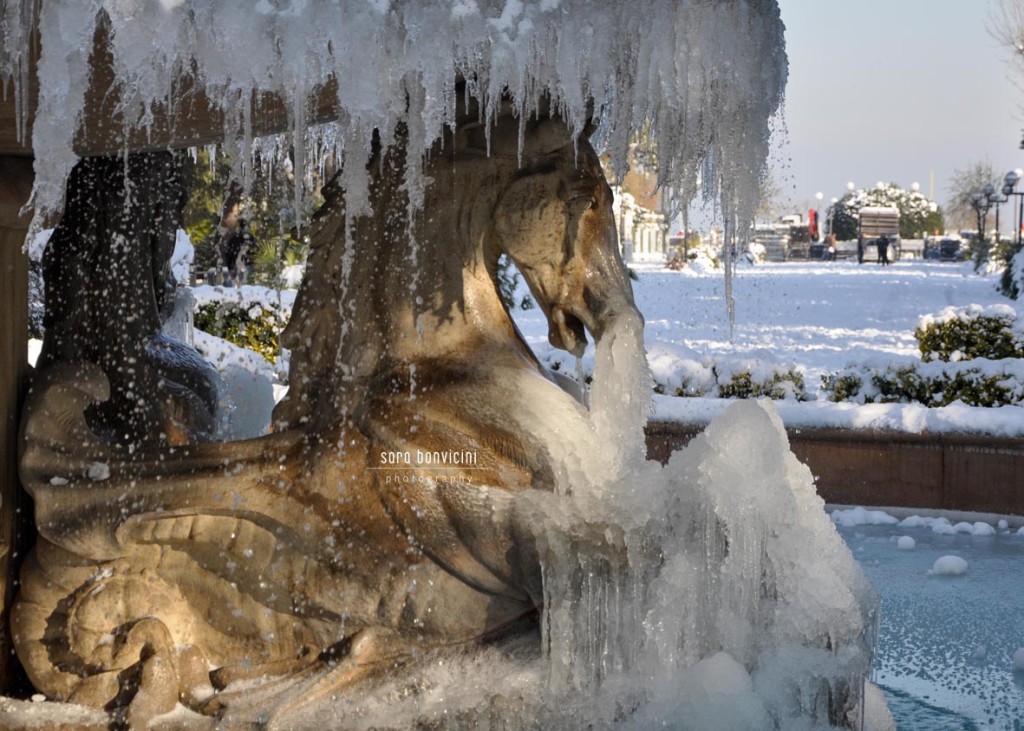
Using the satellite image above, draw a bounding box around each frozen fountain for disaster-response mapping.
[0,1,887,729]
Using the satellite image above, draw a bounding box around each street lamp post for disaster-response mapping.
[814,191,823,242]
[986,182,1008,243]
[971,191,992,259]
[1004,169,1024,247]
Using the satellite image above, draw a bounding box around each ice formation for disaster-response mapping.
[505,312,880,729]
[929,555,968,576]
[0,0,786,238]
[896,536,915,550]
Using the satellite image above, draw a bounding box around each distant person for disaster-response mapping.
[823,233,836,261]
[224,218,255,285]
[876,234,890,266]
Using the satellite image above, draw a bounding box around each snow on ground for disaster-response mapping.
[511,258,1024,436]
[27,257,1024,437]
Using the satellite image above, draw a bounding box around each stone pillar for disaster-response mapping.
[0,157,33,693]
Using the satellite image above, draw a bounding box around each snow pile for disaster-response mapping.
[831,507,900,527]
[928,555,968,576]
[896,536,915,550]
[2,0,786,241]
[191,284,296,320]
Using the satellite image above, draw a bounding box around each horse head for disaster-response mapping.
[473,110,640,358]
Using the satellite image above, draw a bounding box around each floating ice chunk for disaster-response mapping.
[896,536,915,550]
[973,644,986,660]
[928,555,968,576]
[932,521,956,535]
[998,519,1009,531]
[969,521,995,536]
[898,515,927,528]
[1014,647,1024,671]
[48,476,69,486]
[951,521,994,535]
[1017,526,1024,536]
[831,506,898,527]
[86,462,110,481]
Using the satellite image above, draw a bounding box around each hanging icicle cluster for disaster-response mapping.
[1,0,786,238]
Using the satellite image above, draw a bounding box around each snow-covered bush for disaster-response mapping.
[652,351,807,401]
[191,285,293,365]
[821,359,1024,408]
[714,365,806,400]
[544,343,809,401]
[745,241,767,264]
[915,304,1023,362]
[999,241,1024,300]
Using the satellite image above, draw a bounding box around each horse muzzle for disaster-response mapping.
[549,293,641,358]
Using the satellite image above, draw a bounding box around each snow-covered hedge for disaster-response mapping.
[821,359,1024,408]
[823,304,1024,407]
[191,285,295,365]
[543,343,808,401]
[999,242,1024,300]
[915,304,1023,362]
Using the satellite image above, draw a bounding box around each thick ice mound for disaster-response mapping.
[1,0,786,230]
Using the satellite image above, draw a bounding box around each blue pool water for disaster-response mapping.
[836,520,1024,730]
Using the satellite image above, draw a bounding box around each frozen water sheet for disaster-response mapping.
[837,519,1024,729]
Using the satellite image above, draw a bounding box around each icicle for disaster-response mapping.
[2,0,785,243]
[574,357,588,409]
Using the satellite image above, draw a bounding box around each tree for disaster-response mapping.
[991,0,1024,118]
[829,196,859,241]
[754,170,784,224]
[182,149,322,286]
[945,161,1000,233]
[829,183,944,240]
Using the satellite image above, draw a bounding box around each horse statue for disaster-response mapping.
[13,96,641,727]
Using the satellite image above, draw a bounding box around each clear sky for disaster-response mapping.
[774,0,1023,215]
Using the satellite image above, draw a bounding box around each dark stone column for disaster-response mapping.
[0,157,33,693]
